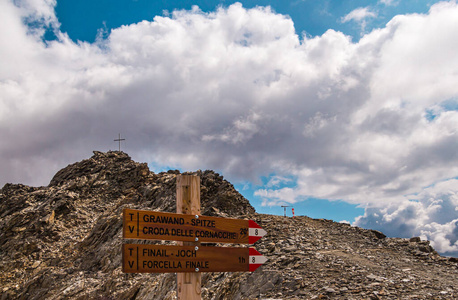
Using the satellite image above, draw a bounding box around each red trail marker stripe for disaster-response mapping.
[248,220,267,244]
[248,248,268,272]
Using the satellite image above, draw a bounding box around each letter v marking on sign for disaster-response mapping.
[128,225,135,234]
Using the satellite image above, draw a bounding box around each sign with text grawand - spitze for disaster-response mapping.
[123,208,266,244]
[122,244,267,273]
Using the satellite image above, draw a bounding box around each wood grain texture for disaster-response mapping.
[176,175,201,300]
[122,209,251,243]
[122,244,251,273]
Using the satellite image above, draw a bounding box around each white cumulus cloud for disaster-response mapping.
[355,179,458,257]
[341,6,377,34]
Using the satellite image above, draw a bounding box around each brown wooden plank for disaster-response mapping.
[123,208,252,243]
[176,174,201,300]
[122,244,264,273]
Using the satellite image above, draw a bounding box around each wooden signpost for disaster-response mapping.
[121,174,267,300]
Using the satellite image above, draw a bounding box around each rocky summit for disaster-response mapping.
[0,151,457,300]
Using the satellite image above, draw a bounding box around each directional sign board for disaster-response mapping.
[122,244,267,273]
[123,208,266,244]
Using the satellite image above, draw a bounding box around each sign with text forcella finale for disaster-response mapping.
[122,244,267,273]
[122,208,266,244]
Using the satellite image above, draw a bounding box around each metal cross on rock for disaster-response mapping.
[114,133,126,151]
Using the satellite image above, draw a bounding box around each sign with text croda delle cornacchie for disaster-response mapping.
[123,208,266,244]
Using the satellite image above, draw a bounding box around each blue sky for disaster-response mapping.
[55,0,439,43]
[1,0,458,255]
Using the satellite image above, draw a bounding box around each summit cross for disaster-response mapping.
[114,133,126,151]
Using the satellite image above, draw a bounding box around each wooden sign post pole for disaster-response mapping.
[176,175,201,300]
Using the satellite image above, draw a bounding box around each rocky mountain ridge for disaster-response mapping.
[1,151,457,299]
